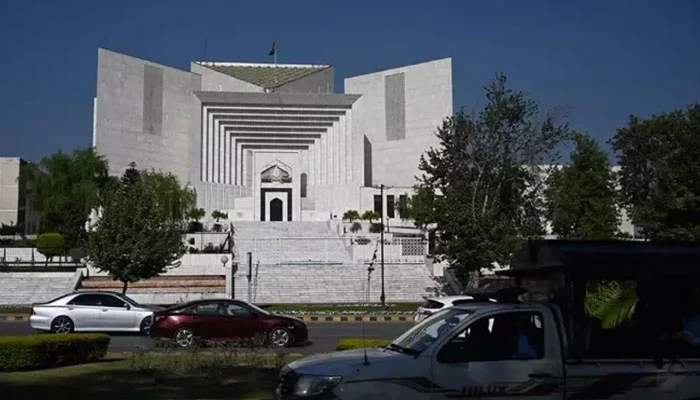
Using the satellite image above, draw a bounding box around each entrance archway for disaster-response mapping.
[269,198,283,221]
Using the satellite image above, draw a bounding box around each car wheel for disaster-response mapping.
[174,327,196,348]
[139,316,153,336]
[51,316,74,334]
[269,327,292,348]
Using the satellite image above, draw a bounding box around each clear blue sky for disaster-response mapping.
[1,0,698,163]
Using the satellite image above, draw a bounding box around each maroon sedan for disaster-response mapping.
[151,299,308,348]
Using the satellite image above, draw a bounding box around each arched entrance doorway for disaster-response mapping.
[269,198,283,221]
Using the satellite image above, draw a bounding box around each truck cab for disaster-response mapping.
[276,240,700,399]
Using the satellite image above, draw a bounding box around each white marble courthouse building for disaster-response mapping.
[93,49,453,223]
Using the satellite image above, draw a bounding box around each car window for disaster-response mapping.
[438,311,545,363]
[421,300,444,309]
[69,294,102,306]
[192,303,223,316]
[452,299,478,306]
[224,303,252,316]
[100,295,127,308]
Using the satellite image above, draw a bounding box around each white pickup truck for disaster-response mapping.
[275,302,700,399]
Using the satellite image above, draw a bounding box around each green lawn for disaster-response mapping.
[1,362,277,399]
[0,351,301,400]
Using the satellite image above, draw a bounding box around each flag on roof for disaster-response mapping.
[268,40,276,56]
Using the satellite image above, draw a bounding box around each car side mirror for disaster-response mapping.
[251,312,260,319]
[124,303,131,310]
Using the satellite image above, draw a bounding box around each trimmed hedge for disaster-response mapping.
[336,338,391,351]
[0,334,110,371]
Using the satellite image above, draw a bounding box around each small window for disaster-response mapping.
[374,195,382,214]
[438,312,545,363]
[387,195,395,218]
[192,303,223,316]
[224,303,252,316]
[100,295,127,308]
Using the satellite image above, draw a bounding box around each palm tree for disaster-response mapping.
[584,280,638,329]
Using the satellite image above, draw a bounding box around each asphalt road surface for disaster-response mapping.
[0,321,413,354]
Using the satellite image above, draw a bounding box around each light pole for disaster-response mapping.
[221,255,233,299]
[380,184,386,307]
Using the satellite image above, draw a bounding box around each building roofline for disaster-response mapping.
[194,61,330,69]
[195,91,361,107]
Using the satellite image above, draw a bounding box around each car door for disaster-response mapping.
[97,294,137,330]
[220,302,264,340]
[66,294,102,330]
[189,302,227,339]
[431,310,563,399]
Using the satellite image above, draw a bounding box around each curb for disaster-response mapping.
[0,314,27,322]
[0,313,415,323]
[299,314,414,322]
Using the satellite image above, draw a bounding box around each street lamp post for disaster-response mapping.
[221,255,235,299]
[380,184,386,307]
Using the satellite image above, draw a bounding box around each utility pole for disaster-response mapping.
[380,184,386,307]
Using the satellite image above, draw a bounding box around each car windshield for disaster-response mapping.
[390,308,471,354]
[246,302,270,315]
[116,293,141,307]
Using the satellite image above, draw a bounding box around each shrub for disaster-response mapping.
[336,338,391,351]
[350,222,362,233]
[0,334,110,371]
[36,233,66,264]
[369,223,383,233]
[361,210,380,223]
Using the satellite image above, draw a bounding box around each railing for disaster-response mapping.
[233,237,427,265]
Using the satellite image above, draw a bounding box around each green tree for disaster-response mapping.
[36,233,66,266]
[187,208,206,222]
[211,210,229,222]
[361,210,380,223]
[87,164,187,293]
[24,148,111,248]
[342,210,361,222]
[612,103,700,241]
[416,74,568,285]
[545,132,619,239]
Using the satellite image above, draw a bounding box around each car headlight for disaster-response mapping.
[293,375,342,396]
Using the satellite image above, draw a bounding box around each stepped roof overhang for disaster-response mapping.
[195,91,360,108]
[194,61,331,90]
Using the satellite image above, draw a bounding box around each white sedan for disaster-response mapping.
[414,295,496,323]
[29,291,163,334]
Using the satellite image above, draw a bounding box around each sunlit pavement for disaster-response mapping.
[0,321,413,354]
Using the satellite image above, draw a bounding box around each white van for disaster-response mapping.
[274,302,700,399]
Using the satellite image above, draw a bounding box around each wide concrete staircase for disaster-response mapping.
[0,272,77,305]
[235,262,446,304]
[77,275,227,305]
[233,221,352,265]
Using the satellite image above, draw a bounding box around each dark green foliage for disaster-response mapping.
[0,223,18,236]
[545,132,619,239]
[36,233,65,263]
[342,210,361,222]
[87,164,190,293]
[416,74,568,283]
[0,334,110,371]
[612,103,700,241]
[361,211,380,223]
[24,148,112,248]
[369,223,382,233]
[584,281,638,329]
[187,208,206,222]
[350,222,362,233]
[211,210,228,222]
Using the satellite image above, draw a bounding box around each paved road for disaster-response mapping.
[0,321,413,354]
